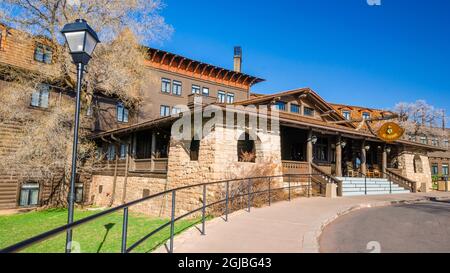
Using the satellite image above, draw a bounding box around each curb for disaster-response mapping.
[302,197,431,253]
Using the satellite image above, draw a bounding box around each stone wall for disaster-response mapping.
[88,124,284,217]
[398,151,432,192]
[89,175,172,217]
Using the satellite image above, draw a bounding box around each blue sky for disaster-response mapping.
[158,0,450,116]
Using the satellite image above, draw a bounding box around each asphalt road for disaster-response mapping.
[319,200,450,253]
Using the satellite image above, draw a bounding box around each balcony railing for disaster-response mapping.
[132,158,168,173]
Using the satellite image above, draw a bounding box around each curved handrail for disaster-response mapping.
[1,173,324,254]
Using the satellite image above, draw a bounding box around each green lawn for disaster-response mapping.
[0,208,201,253]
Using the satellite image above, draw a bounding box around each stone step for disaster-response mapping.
[343,187,407,193]
[343,184,403,189]
[337,177,389,182]
[342,190,411,196]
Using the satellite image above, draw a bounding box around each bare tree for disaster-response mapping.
[0,1,172,206]
[394,100,447,139]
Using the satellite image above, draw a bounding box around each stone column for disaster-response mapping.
[335,135,342,177]
[382,145,388,178]
[150,132,156,171]
[306,129,313,163]
[361,140,367,175]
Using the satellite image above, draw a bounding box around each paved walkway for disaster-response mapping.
[155,192,450,253]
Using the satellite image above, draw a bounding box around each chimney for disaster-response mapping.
[233,46,242,73]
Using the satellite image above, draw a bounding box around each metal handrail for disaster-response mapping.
[1,173,324,254]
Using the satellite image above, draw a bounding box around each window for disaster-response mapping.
[172,80,182,96]
[30,84,50,108]
[160,105,170,117]
[444,140,449,148]
[202,87,210,96]
[226,93,235,104]
[116,103,129,123]
[432,138,439,146]
[443,164,449,177]
[119,144,127,159]
[237,133,256,163]
[431,164,439,175]
[217,91,226,103]
[75,183,84,203]
[420,136,428,145]
[161,78,171,93]
[362,112,370,120]
[34,43,53,64]
[106,144,116,161]
[290,104,300,114]
[19,183,39,207]
[190,138,200,161]
[275,102,286,111]
[313,137,329,162]
[192,85,201,94]
[342,111,351,120]
[304,107,315,117]
[408,135,417,142]
[172,107,182,115]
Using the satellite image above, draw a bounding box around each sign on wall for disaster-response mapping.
[377,122,405,142]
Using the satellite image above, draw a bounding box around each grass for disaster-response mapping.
[0,208,201,253]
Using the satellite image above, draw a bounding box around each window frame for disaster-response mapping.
[275,101,287,111]
[161,78,171,94]
[226,93,235,104]
[303,106,315,117]
[75,183,84,203]
[290,104,300,114]
[34,43,53,64]
[160,105,171,117]
[30,84,50,108]
[172,80,182,96]
[342,111,351,120]
[217,91,226,103]
[202,87,210,97]
[192,85,201,94]
[19,183,40,207]
[116,103,129,123]
[362,112,371,120]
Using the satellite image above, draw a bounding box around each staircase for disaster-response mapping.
[337,177,411,197]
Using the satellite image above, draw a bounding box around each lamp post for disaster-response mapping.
[61,19,99,253]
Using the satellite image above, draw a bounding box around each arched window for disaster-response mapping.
[237,133,256,163]
[19,183,39,207]
[413,155,423,173]
[190,137,200,161]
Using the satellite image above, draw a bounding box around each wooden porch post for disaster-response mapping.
[382,144,388,178]
[335,135,342,177]
[121,143,130,204]
[306,129,313,163]
[361,140,367,175]
[150,132,156,172]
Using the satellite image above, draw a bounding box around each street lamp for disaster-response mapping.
[61,19,99,254]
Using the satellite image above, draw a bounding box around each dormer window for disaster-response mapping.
[342,111,351,120]
[34,43,53,64]
[362,112,370,120]
[275,101,287,111]
[303,107,314,117]
[290,104,300,114]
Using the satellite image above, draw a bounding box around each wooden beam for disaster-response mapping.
[177,58,186,69]
[168,55,177,66]
[151,50,160,62]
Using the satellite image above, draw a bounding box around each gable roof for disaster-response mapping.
[232,87,355,128]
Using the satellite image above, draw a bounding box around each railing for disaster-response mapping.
[311,163,343,196]
[132,158,168,173]
[385,169,417,193]
[0,174,325,254]
[282,160,309,175]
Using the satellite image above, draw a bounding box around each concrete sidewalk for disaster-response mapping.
[155,192,450,253]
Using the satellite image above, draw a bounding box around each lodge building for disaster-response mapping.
[0,24,448,212]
